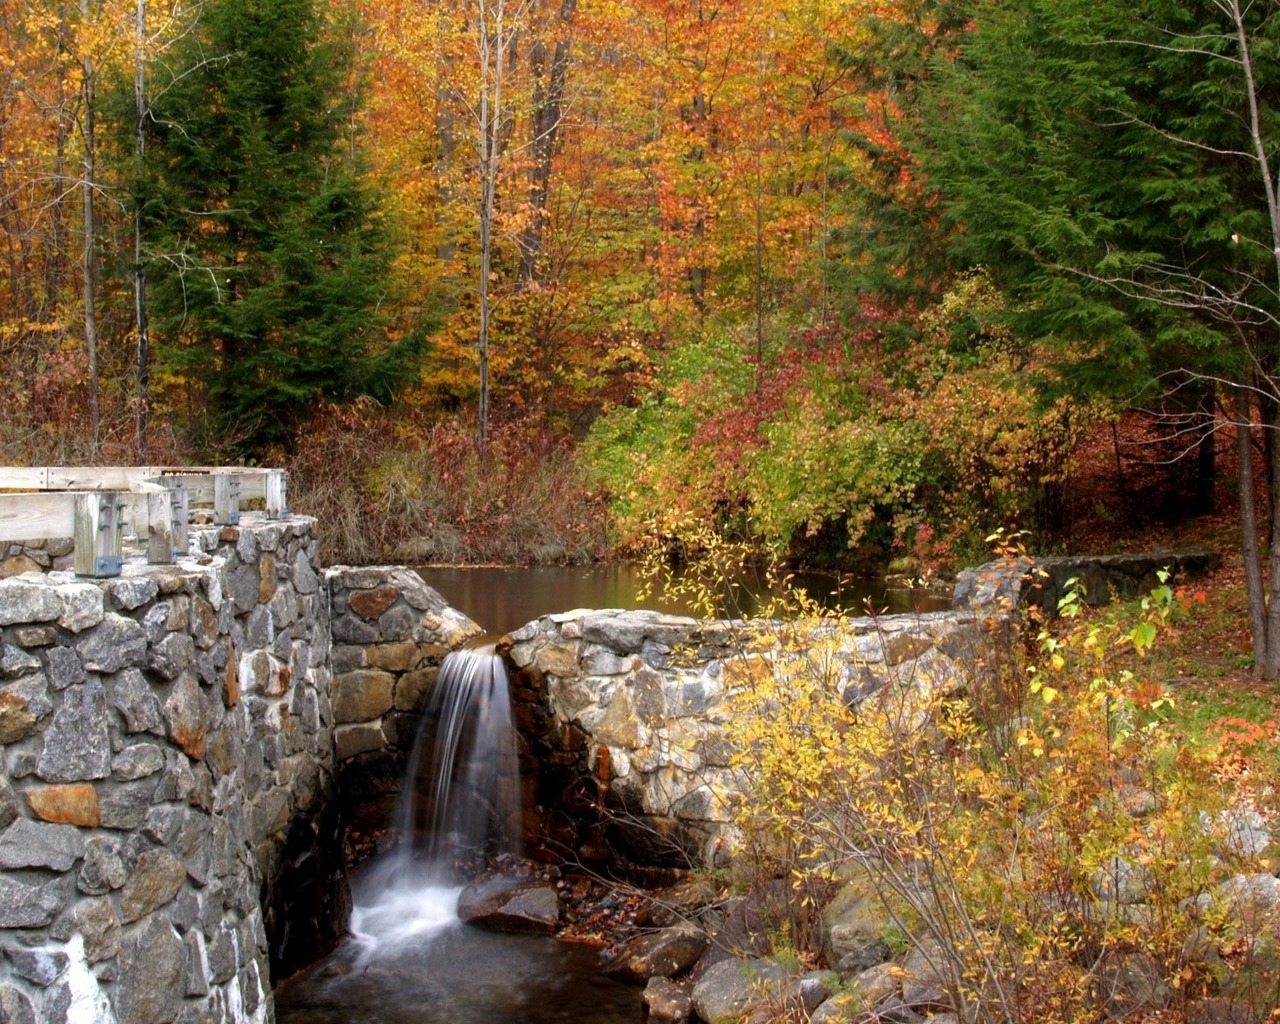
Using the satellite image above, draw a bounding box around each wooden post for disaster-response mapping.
[213,473,240,526]
[171,483,189,559]
[145,490,173,564]
[265,470,288,519]
[74,491,124,577]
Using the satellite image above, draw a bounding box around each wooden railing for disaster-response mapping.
[0,467,288,577]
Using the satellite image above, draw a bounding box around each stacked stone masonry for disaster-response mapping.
[0,514,333,1024]
[499,607,1018,870]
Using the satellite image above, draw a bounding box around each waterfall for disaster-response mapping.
[349,645,522,956]
[399,644,524,875]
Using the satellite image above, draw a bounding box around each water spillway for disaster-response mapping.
[349,645,522,957]
[399,644,523,878]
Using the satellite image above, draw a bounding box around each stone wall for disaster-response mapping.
[0,515,335,1024]
[326,567,482,839]
[500,607,1015,872]
[953,548,1221,617]
[499,548,1220,873]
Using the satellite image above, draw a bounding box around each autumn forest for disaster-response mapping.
[5,0,1280,664]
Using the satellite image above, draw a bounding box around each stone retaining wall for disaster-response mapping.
[500,608,1017,871]
[953,548,1221,616]
[0,515,335,1024]
[0,528,1220,1020]
[498,548,1219,872]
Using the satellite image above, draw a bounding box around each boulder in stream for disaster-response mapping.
[457,877,561,934]
[603,921,708,982]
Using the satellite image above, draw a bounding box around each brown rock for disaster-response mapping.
[207,730,237,780]
[191,595,218,650]
[27,785,101,826]
[0,692,37,744]
[224,651,239,708]
[258,554,277,605]
[367,641,419,673]
[644,977,693,1024]
[349,586,398,621]
[605,923,708,983]
[334,722,386,760]
[458,878,560,934]
[332,669,394,724]
[0,555,41,578]
[51,896,119,962]
[264,663,291,697]
[12,626,56,647]
[164,673,207,761]
[535,642,579,677]
[884,633,932,666]
[121,849,187,923]
[394,667,437,711]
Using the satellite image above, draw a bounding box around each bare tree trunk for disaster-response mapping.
[134,0,150,461]
[518,0,575,287]
[1237,387,1268,672]
[1192,384,1216,514]
[476,0,510,450]
[1260,369,1280,678]
[81,0,100,456]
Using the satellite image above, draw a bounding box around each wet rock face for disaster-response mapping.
[603,922,708,983]
[0,515,332,1024]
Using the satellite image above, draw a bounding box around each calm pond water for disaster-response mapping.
[416,562,951,637]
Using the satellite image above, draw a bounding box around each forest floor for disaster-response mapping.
[1048,409,1280,786]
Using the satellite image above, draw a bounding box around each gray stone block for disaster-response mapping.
[0,577,61,626]
[77,614,147,673]
[0,984,37,1024]
[107,576,159,612]
[78,835,130,895]
[37,680,111,782]
[4,946,69,987]
[0,875,65,927]
[55,582,104,633]
[43,647,85,691]
[0,817,86,871]
[115,916,184,1024]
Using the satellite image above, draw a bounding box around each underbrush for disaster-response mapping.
[585,279,1102,576]
[285,403,610,566]
[684,547,1280,1023]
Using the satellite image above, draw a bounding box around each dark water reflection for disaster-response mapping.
[274,923,642,1024]
[416,563,950,637]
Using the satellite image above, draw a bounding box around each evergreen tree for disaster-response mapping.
[902,0,1280,674]
[144,0,395,452]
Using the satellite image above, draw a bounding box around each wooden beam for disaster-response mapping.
[0,466,286,505]
[0,493,77,541]
[265,469,288,519]
[213,473,240,526]
[146,490,173,564]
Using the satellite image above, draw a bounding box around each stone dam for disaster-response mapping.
[0,514,1218,1023]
